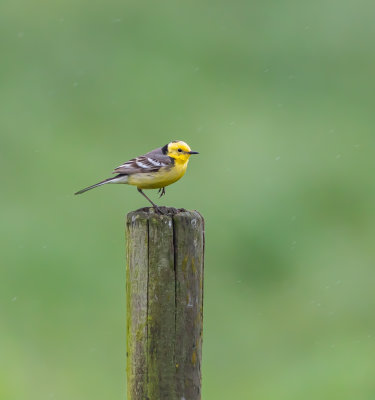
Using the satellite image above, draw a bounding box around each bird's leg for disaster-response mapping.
[137,188,160,212]
[158,187,166,198]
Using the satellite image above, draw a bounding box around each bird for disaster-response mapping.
[74,140,199,211]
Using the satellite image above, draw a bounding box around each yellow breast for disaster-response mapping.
[127,160,188,189]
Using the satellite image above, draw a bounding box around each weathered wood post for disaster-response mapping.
[126,208,205,400]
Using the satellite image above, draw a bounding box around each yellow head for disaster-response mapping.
[163,140,199,163]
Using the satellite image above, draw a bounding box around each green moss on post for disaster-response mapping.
[126,208,205,400]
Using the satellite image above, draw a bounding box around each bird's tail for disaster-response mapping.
[74,175,126,195]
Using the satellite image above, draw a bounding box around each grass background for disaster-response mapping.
[1,0,375,399]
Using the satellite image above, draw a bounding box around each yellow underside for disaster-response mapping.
[127,162,188,189]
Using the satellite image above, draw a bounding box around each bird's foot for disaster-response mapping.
[153,205,170,215]
[158,187,166,198]
[135,206,186,215]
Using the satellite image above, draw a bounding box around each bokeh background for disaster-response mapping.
[1,0,375,399]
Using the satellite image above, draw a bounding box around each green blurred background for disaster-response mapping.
[1,0,375,399]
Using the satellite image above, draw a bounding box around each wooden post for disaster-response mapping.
[126,208,205,400]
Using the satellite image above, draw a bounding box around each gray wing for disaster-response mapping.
[113,147,172,175]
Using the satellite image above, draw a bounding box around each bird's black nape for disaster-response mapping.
[161,144,169,154]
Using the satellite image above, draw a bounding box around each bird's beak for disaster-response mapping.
[188,151,199,155]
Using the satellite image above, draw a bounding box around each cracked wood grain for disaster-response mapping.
[126,208,204,400]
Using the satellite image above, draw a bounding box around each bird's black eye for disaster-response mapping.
[178,148,182,152]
